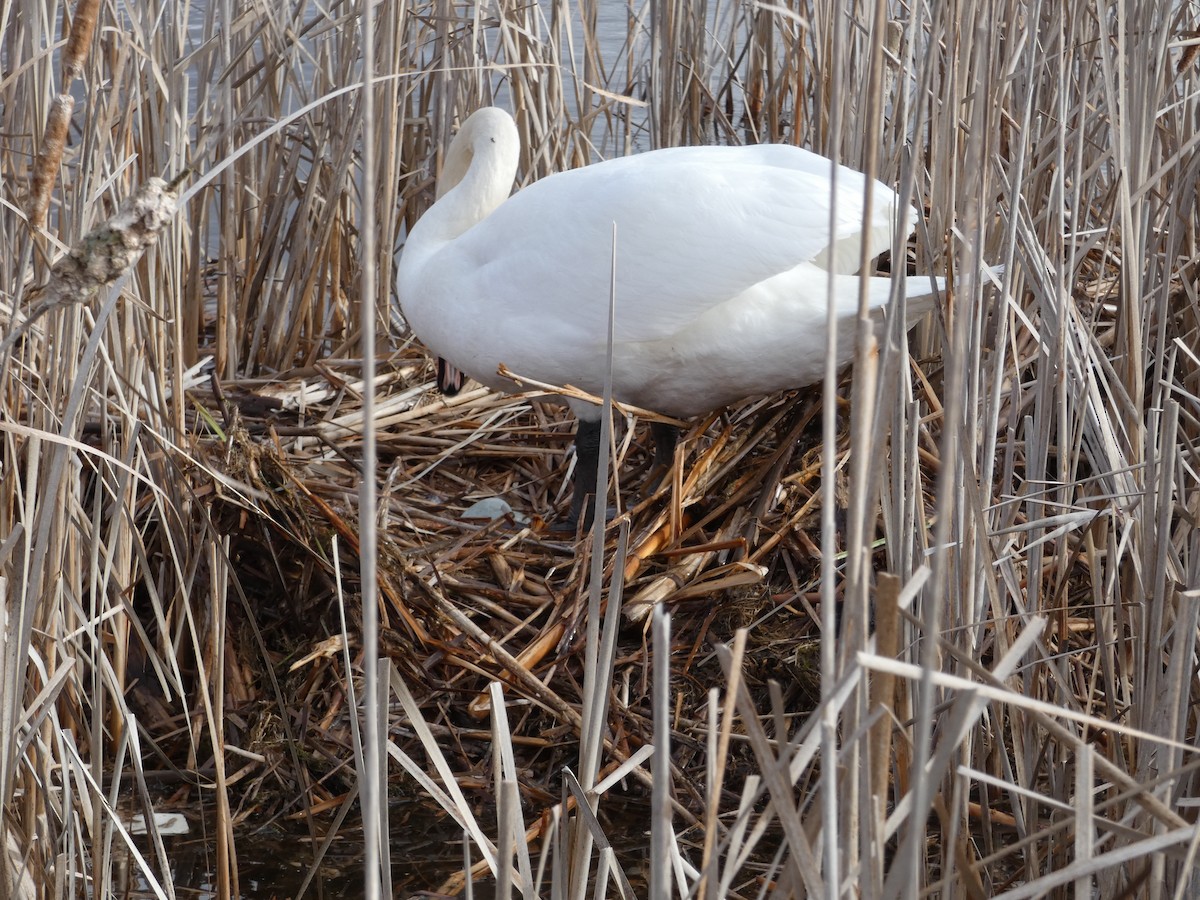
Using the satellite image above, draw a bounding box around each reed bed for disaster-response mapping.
[2,0,1199,896]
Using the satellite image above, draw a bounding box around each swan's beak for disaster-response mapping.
[437,357,466,396]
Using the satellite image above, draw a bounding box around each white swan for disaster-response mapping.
[397,107,942,525]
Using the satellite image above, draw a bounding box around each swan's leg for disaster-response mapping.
[563,421,680,527]
[642,421,681,494]
[651,422,680,468]
[567,418,602,529]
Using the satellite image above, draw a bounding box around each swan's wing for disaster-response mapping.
[709,144,915,273]
[451,145,917,344]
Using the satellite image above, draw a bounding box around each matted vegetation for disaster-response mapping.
[2,0,1199,896]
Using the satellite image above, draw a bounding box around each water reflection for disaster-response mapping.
[122,803,476,899]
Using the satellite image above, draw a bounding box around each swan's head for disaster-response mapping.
[398,107,522,289]
[437,107,521,200]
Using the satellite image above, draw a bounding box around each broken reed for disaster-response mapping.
[1,0,1198,895]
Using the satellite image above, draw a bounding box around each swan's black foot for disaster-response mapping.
[436,357,465,395]
[549,500,618,534]
[550,419,680,533]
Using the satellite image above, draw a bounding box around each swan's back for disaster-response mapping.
[424,145,909,337]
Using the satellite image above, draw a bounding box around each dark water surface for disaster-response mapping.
[125,794,659,899]
[124,804,481,899]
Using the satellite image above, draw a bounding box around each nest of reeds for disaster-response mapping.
[183,341,882,816]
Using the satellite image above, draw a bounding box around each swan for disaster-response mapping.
[397,107,943,527]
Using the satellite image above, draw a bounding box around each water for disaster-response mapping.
[121,805,475,899]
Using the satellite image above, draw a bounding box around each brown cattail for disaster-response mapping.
[28,0,102,230]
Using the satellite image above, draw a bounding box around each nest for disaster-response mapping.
[181,342,897,824]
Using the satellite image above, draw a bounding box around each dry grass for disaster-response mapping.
[2,0,1200,896]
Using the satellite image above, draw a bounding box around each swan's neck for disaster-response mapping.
[411,121,519,247]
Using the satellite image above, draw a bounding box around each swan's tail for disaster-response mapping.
[895,261,1008,328]
[858,274,943,328]
[899,274,945,324]
[897,263,1005,325]
[855,261,1006,337]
